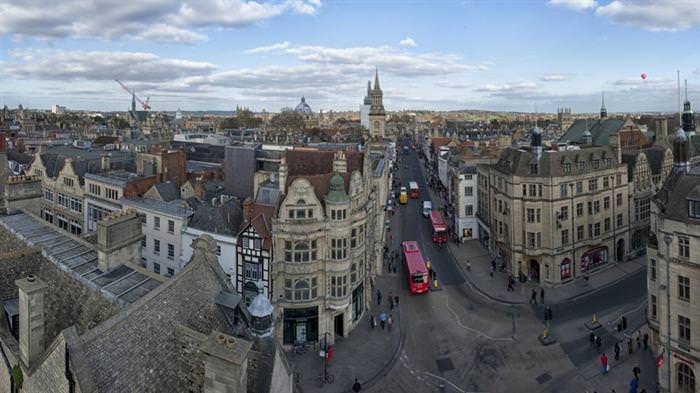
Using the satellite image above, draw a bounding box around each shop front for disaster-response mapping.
[580,246,608,273]
[351,283,364,322]
[560,258,572,281]
[283,306,318,345]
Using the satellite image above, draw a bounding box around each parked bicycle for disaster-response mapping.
[316,369,334,387]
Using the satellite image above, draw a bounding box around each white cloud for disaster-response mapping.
[399,37,417,47]
[0,49,217,83]
[540,74,571,82]
[595,0,700,32]
[548,0,598,10]
[0,0,322,42]
[245,41,291,53]
[474,82,537,93]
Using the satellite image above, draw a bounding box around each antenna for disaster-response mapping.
[677,70,682,123]
[685,79,689,102]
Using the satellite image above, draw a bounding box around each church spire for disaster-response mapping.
[374,67,381,91]
[682,78,696,133]
[673,70,690,174]
[600,92,607,119]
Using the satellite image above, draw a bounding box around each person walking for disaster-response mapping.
[466,259,471,271]
[643,333,649,350]
[589,332,596,348]
[601,352,609,374]
[388,314,393,332]
[352,378,362,392]
[377,290,382,306]
[540,288,545,304]
[596,335,602,352]
[636,331,641,349]
[628,338,634,355]
[614,341,621,360]
[530,289,538,304]
[379,313,386,330]
[370,314,375,329]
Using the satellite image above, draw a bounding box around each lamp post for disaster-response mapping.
[663,233,673,393]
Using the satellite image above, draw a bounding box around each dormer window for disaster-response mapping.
[688,199,700,219]
[576,161,586,171]
[529,163,539,175]
[562,162,572,174]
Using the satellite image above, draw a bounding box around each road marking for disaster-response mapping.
[444,295,514,342]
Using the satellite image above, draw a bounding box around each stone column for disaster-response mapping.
[16,274,48,368]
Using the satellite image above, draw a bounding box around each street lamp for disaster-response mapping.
[663,233,673,393]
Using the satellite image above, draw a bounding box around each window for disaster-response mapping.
[527,208,536,223]
[529,184,537,197]
[538,185,543,197]
[63,177,74,187]
[594,223,601,237]
[244,261,262,280]
[167,268,174,277]
[603,177,610,188]
[527,232,536,248]
[57,214,68,230]
[576,182,582,194]
[69,197,82,213]
[89,183,101,195]
[154,239,160,255]
[604,217,611,232]
[168,243,175,260]
[588,224,593,238]
[331,209,347,221]
[577,225,584,241]
[351,263,358,283]
[650,259,656,281]
[216,245,222,256]
[592,200,600,214]
[522,184,527,196]
[330,275,348,298]
[616,193,623,206]
[284,277,318,302]
[588,201,593,215]
[153,262,161,274]
[69,221,81,235]
[678,362,696,393]
[576,203,583,217]
[679,237,690,258]
[142,236,147,248]
[679,315,691,342]
[43,189,53,202]
[168,220,175,233]
[604,196,610,210]
[560,206,568,221]
[588,179,598,192]
[464,186,473,196]
[679,275,690,301]
[616,214,623,227]
[465,205,473,216]
[616,174,622,186]
[561,229,569,245]
[592,159,600,169]
[690,200,700,218]
[106,188,119,200]
[58,193,68,208]
[637,199,651,221]
[563,162,571,174]
[154,216,160,230]
[650,294,657,320]
[529,163,539,174]
[560,184,568,198]
[576,161,586,171]
[284,240,318,262]
[330,238,348,260]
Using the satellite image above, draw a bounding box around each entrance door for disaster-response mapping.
[616,239,625,262]
[334,314,344,337]
[529,259,540,282]
[295,322,307,344]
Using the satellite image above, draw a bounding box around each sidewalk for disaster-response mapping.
[448,239,647,305]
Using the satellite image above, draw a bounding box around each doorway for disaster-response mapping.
[334,313,344,337]
[616,239,625,262]
[529,259,540,282]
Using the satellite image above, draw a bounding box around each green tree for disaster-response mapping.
[270,111,305,131]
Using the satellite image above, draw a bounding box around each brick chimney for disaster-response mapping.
[16,274,48,368]
[202,331,252,393]
[96,210,143,271]
[194,178,205,200]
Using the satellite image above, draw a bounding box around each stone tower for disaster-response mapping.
[600,92,608,119]
[369,68,386,138]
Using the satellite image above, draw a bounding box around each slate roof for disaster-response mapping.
[286,149,364,176]
[494,145,620,178]
[558,118,626,145]
[0,213,163,306]
[655,169,700,224]
[151,181,179,201]
[122,197,194,218]
[189,199,244,236]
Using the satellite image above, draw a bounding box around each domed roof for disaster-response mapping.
[248,293,273,318]
[675,127,688,142]
[326,173,349,203]
[295,96,313,114]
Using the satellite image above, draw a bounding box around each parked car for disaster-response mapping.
[422,201,432,217]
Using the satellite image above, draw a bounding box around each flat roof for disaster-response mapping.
[0,213,162,306]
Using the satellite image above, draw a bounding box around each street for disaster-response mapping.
[363,138,653,393]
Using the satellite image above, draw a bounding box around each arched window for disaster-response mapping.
[678,363,695,393]
[294,279,310,301]
[284,240,317,262]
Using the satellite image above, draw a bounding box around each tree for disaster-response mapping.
[236,108,263,129]
[270,111,305,131]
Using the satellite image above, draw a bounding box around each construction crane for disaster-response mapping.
[115,80,151,111]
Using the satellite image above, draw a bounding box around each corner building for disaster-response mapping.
[478,128,630,286]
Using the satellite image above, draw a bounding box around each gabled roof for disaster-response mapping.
[286,149,363,176]
[189,199,244,236]
[239,203,275,249]
[150,181,180,201]
[558,118,626,145]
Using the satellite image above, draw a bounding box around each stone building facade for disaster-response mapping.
[272,147,385,345]
[477,129,631,286]
[368,70,386,138]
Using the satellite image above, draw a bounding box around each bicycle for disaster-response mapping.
[316,370,334,387]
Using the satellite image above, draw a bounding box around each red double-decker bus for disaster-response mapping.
[401,241,429,294]
[408,181,419,198]
[430,210,448,244]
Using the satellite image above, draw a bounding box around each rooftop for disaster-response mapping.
[122,197,194,218]
[0,213,163,306]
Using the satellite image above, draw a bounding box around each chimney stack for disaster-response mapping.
[96,210,143,271]
[242,197,254,221]
[16,274,48,368]
[202,331,252,393]
[101,153,111,171]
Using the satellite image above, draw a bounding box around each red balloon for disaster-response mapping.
[640,73,648,80]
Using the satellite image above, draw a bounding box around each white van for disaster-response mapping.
[422,201,432,217]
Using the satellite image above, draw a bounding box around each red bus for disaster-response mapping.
[401,241,429,294]
[430,210,448,244]
[409,181,419,199]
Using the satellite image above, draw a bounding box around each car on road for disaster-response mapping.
[399,187,408,204]
[422,201,432,217]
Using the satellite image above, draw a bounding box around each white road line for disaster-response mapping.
[444,295,514,342]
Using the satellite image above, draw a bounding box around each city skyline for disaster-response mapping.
[0,0,698,113]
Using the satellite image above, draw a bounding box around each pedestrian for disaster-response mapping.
[491,259,497,271]
[388,314,393,331]
[628,338,633,355]
[380,318,386,330]
[633,365,641,379]
[540,288,545,304]
[530,289,538,304]
[643,333,649,350]
[636,331,641,349]
[370,314,375,329]
[596,335,602,352]
[466,259,471,271]
[394,295,399,306]
[601,352,608,374]
[377,290,382,305]
[489,269,494,280]
[614,341,621,360]
[352,378,362,392]
[589,332,595,347]
[390,297,394,311]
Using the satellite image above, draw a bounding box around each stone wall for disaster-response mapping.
[268,345,293,393]
[4,176,42,215]
[174,325,207,393]
[23,335,70,393]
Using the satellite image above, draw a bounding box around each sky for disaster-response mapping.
[0,0,699,113]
